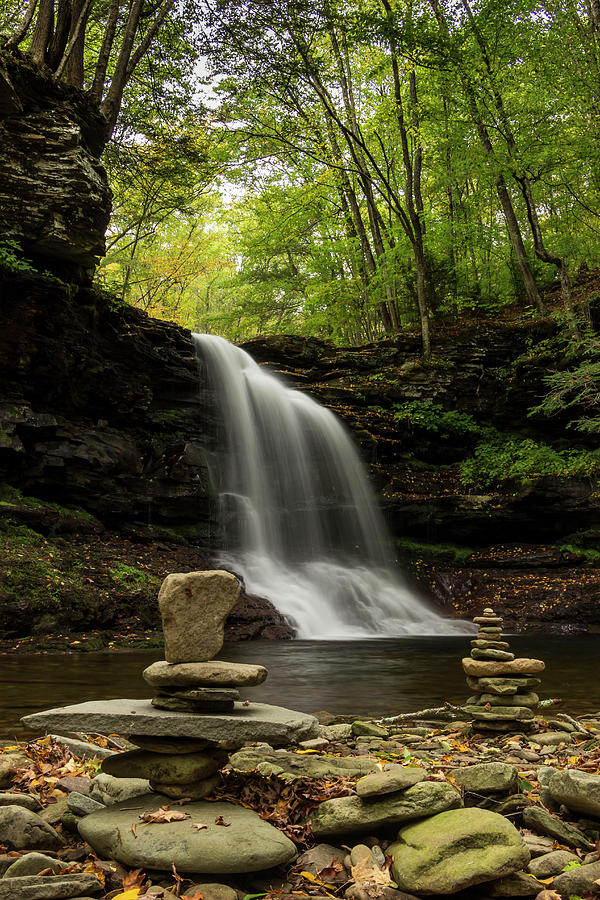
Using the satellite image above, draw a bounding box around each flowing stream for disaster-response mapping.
[194,334,469,639]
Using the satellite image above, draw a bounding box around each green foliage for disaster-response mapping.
[460,436,600,488]
[529,339,600,434]
[397,539,474,565]
[392,401,481,439]
[0,240,36,275]
[109,562,159,590]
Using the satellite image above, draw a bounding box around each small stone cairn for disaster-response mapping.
[100,570,277,799]
[461,606,545,732]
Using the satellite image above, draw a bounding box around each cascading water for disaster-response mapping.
[194,333,468,639]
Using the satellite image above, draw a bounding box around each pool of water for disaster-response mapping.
[1,636,598,740]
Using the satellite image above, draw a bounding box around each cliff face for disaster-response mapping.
[0,54,111,277]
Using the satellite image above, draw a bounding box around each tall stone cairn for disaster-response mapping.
[461,607,545,732]
[102,570,269,799]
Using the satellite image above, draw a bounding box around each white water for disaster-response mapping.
[194,333,470,639]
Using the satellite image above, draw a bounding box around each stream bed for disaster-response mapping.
[1,635,598,740]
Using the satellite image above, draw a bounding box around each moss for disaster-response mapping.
[397,539,474,565]
[109,562,160,590]
[0,483,101,528]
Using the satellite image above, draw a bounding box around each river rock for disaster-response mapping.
[66,792,105,817]
[229,747,377,781]
[310,781,461,838]
[527,849,579,878]
[389,807,530,895]
[143,660,268,687]
[22,699,319,745]
[0,792,40,811]
[487,871,544,895]
[553,860,600,897]
[77,795,296,872]
[149,774,220,800]
[128,735,210,754]
[352,722,388,737]
[183,884,238,900]
[522,806,594,850]
[355,769,426,797]
[49,735,115,760]
[159,570,241,663]
[468,692,539,708]
[3,852,64,877]
[0,751,28,787]
[39,798,70,825]
[466,676,541,695]
[158,686,240,702]
[452,762,519,793]
[463,659,545,677]
[102,749,226,784]
[88,773,151,805]
[471,640,511,650]
[464,706,535,721]
[0,806,64,850]
[473,616,503,625]
[545,768,600,818]
[534,731,573,745]
[151,694,235,713]
[471,649,515,662]
[0,874,103,898]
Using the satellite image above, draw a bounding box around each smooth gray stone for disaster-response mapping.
[49,735,115,760]
[471,648,515,662]
[66,792,105,817]
[487,871,543,896]
[309,782,461,837]
[0,874,102,898]
[143,660,268,688]
[553,860,600,897]
[102,749,226,784]
[547,768,600,818]
[522,806,594,850]
[0,806,63,850]
[88,773,151,805]
[355,768,426,797]
[77,794,296,873]
[527,849,579,877]
[23,699,319,746]
[451,762,518,794]
[3,852,64,877]
[0,792,40,811]
[466,676,542,695]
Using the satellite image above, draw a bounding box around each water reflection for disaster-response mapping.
[1,636,598,740]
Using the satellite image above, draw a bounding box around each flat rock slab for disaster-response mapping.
[229,747,378,781]
[22,699,319,746]
[463,658,545,677]
[77,795,296,873]
[309,782,461,837]
[0,873,103,899]
[143,660,268,688]
[466,676,541,695]
[159,570,240,663]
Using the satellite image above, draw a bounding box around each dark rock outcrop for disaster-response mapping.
[0,53,111,278]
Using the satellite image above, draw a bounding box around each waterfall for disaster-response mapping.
[194,333,468,639]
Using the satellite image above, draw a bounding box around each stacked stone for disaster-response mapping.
[462,606,545,732]
[101,570,268,800]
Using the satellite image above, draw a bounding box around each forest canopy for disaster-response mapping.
[3,0,600,352]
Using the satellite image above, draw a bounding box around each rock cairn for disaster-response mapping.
[461,606,545,731]
[98,570,280,800]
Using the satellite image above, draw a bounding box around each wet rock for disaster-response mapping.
[0,805,64,850]
[527,850,579,878]
[230,747,377,781]
[355,769,426,797]
[451,762,519,793]
[159,571,240,663]
[102,749,226,784]
[552,860,600,897]
[522,806,594,850]
[0,873,103,898]
[78,795,297,873]
[295,844,349,883]
[389,807,530,895]
[310,781,461,838]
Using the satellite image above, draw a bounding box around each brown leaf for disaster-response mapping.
[139,806,191,825]
[350,859,391,886]
[214,816,231,827]
[192,823,209,831]
[122,867,146,890]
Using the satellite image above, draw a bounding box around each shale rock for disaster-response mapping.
[389,808,530,895]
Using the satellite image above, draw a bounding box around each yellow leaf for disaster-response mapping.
[111,891,141,900]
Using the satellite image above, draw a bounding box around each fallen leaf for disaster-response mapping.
[139,806,191,825]
[122,867,146,890]
[214,816,231,826]
[193,823,209,831]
